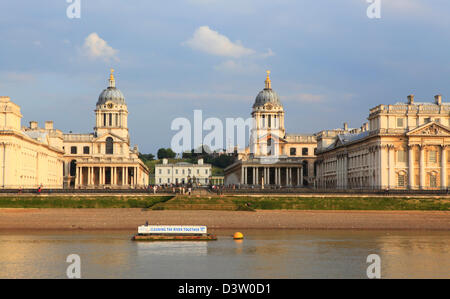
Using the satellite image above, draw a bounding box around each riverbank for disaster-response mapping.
[1,195,450,211]
[0,209,449,231]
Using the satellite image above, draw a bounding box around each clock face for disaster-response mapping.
[107,103,113,109]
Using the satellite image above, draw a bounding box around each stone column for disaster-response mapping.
[124,167,128,186]
[255,167,259,186]
[102,167,105,185]
[441,145,447,189]
[408,145,414,189]
[252,167,256,185]
[300,166,304,186]
[388,146,395,188]
[297,168,300,186]
[122,167,125,186]
[419,146,425,189]
[240,166,244,185]
[274,167,278,186]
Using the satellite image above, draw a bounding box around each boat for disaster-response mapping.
[131,224,217,241]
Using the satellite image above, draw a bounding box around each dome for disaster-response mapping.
[96,69,126,106]
[253,89,282,108]
[97,87,126,106]
[252,70,283,109]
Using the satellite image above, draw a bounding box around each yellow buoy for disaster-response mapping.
[233,232,244,240]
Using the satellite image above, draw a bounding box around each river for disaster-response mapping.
[0,229,449,278]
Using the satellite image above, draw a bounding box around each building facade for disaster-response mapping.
[155,158,211,186]
[0,96,64,189]
[224,71,316,187]
[316,94,450,190]
[63,70,149,189]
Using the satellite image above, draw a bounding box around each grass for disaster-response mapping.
[152,195,450,211]
[1,195,449,211]
[0,195,173,208]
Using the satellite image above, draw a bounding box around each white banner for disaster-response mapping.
[138,225,207,234]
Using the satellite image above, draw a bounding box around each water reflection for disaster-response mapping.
[136,241,207,256]
[0,230,449,278]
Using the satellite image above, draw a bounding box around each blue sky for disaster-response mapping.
[1,0,450,154]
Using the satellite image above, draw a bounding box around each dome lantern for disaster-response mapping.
[253,70,282,109]
[97,69,126,106]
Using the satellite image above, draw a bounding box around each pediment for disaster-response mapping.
[256,132,287,143]
[406,122,450,137]
[93,132,127,142]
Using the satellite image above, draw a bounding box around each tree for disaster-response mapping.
[139,153,155,161]
[157,148,176,159]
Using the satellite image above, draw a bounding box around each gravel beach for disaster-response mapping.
[0,209,449,231]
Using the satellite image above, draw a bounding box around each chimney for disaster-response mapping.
[198,158,204,165]
[44,121,53,130]
[162,158,168,165]
[343,122,348,131]
[435,94,442,105]
[29,121,38,129]
[407,94,415,105]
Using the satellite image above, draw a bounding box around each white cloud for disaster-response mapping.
[82,33,119,62]
[183,26,255,58]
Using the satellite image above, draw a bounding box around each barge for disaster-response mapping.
[131,225,217,241]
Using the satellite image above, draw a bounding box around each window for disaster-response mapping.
[182,169,185,175]
[302,148,308,156]
[430,174,437,188]
[168,169,170,174]
[175,169,178,174]
[83,146,90,155]
[397,150,407,163]
[159,178,162,183]
[424,117,431,124]
[267,138,273,155]
[158,169,162,174]
[106,137,114,154]
[205,169,208,174]
[398,174,406,187]
[197,169,200,174]
[429,151,437,163]
[397,118,404,127]
[290,148,297,156]
[70,146,77,154]
[103,114,106,126]
[109,113,112,126]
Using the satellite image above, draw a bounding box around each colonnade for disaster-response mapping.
[75,165,140,187]
[240,166,303,187]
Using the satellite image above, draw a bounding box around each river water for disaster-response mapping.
[0,229,449,278]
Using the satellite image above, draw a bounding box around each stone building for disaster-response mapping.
[155,158,211,185]
[224,71,316,187]
[315,94,450,190]
[63,70,149,188]
[0,96,64,189]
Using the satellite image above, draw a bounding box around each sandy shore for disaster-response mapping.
[0,209,449,231]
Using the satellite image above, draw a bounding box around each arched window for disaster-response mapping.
[267,138,273,155]
[106,137,114,154]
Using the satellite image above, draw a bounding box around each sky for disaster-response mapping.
[1,0,450,154]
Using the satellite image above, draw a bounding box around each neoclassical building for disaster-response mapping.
[224,71,317,187]
[0,96,64,189]
[315,94,450,190]
[0,70,149,189]
[63,70,149,188]
[155,158,211,186]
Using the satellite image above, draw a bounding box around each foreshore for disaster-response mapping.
[0,209,449,231]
